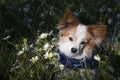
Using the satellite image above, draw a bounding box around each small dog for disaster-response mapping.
[57,12,106,79]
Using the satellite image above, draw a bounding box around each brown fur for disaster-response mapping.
[87,25,107,45]
[57,12,79,30]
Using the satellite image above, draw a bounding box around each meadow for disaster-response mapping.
[0,0,120,80]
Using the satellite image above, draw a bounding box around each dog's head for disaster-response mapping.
[57,12,106,59]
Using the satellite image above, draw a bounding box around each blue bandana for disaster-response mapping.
[59,53,95,69]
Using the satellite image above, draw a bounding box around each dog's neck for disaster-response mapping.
[72,54,87,60]
[59,53,95,69]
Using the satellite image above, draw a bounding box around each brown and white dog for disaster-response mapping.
[57,12,106,61]
[57,12,106,79]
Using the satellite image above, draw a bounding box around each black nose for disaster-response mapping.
[71,48,77,53]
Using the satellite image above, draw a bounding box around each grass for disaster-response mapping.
[1,30,119,80]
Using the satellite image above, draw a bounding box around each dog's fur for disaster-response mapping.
[57,12,106,79]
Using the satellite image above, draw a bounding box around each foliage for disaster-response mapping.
[9,31,60,80]
[0,0,120,80]
[8,31,120,80]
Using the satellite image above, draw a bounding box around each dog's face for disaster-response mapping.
[57,12,106,59]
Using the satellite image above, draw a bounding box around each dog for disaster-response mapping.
[56,12,106,80]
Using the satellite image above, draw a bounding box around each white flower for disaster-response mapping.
[2,36,11,40]
[44,52,53,59]
[94,54,101,61]
[59,64,64,71]
[43,43,50,51]
[30,75,33,77]
[52,52,59,59]
[51,45,54,48]
[53,52,58,56]
[39,33,48,39]
[30,44,33,48]
[17,50,24,56]
[30,56,39,63]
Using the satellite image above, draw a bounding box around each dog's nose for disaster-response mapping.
[71,48,77,53]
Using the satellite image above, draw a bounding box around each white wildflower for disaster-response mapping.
[30,43,33,48]
[43,43,50,51]
[30,75,33,77]
[17,50,24,56]
[51,45,54,48]
[53,52,59,59]
[59,64,64,71]
[30,56,39,63]
[94,54,101,61]
[44,52,53,59]
[39,33,48,39]
[53,52,58,56]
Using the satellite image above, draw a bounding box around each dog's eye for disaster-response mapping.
[80,41,86,45]
[69,37,73,41]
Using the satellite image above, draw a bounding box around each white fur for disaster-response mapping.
[76,24,87,42]
[58,24,89,59]
[74,24,89,59]
[59,42,75,57]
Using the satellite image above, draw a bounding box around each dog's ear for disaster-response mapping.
[57,12,79,30]
[87,25,107,45]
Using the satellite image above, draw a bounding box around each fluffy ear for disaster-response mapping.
[57,12,79,30]
[87,25,107,45]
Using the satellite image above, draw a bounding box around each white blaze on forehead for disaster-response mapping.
[76,24,87,41]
